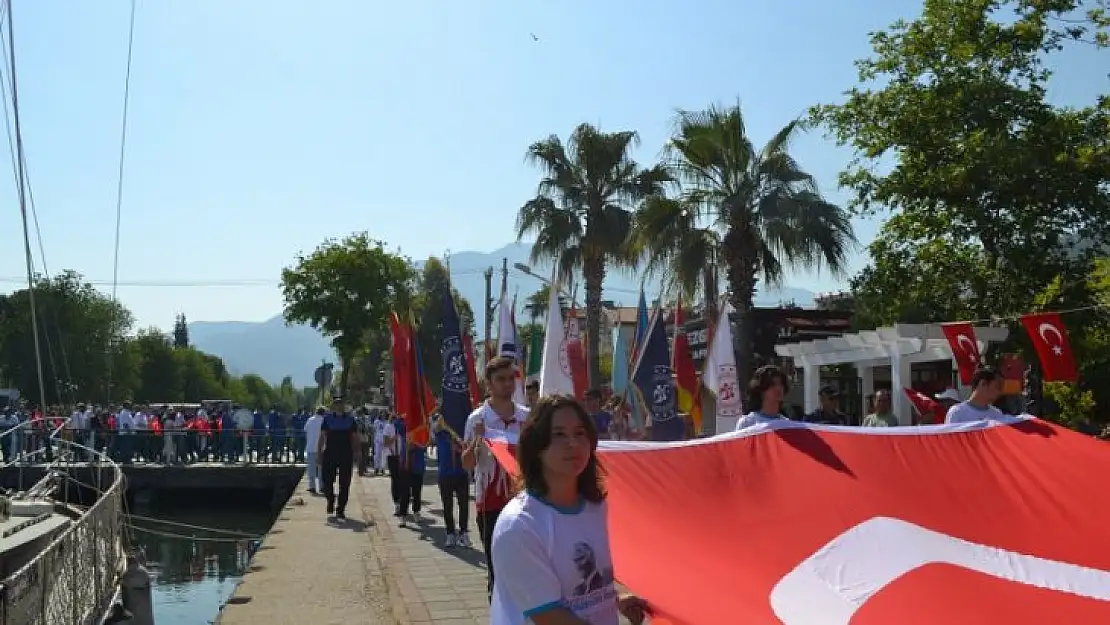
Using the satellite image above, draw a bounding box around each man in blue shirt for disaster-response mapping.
[433,419,471,547]
[318,394,359,520]
[290,409,308,462]
[267,407,286,463]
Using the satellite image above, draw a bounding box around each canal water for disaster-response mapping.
[129,503,277,625]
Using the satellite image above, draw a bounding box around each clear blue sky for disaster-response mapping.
[0,0,1101,331]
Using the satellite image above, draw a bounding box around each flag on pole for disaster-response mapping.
[497,292,526,404]
[631,305,683,441]
[525,328,542,385]
[702,299,743,433]
[462,333,481,409]
[389,312,413,420]
[565,304,589,399]
[673,299,703,435]
[439,291,472,439]
[540,277,575,396]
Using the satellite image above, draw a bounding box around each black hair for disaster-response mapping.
[971,366,1002,388]
[515,395,606,503]
[747,365,790,412]
[585,388,603,401]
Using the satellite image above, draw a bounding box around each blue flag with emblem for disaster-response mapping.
[631,305,684,441]
[439,289,472,441]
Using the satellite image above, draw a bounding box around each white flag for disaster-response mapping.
[702,300,743,433]
[497,292,526,404]
[540,278,575,397]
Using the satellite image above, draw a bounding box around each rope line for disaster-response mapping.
[106,0,138,405]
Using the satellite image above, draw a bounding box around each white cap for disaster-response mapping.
[934,388,961,402]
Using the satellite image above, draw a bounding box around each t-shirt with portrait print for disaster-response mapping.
[490,491,619,624]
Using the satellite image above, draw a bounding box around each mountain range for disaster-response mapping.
[189,242,817,387]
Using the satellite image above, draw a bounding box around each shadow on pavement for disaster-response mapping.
[409,522,488,568]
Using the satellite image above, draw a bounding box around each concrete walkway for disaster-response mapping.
[361,472,491,624]
[215,475,393,625]
[218,470,630,624]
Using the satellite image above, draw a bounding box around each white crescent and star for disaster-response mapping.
[1037,322,1066,356]
[955,334,979,362]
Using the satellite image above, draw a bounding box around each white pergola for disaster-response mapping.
[774,323,1009,425]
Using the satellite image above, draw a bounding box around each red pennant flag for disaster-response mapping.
[941,322,982,385]
[389,313,413,418]
[462,334,481,409]
[673,300,702,433]
[486,419,1110,624]
[903,387,942,424]
[1020,312,1079,382]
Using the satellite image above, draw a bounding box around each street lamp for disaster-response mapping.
[513,263,578,307]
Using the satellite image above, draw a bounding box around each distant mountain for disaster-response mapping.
[189,242,816,386]
[187,316,336,388]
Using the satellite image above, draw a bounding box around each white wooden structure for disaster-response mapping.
[775,323,1009,424]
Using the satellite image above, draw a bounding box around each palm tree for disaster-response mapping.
[517,123,670,387]
[523,285,551,323]
[636,104,856,387]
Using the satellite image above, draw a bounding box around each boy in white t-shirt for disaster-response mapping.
[946,366,1006,424]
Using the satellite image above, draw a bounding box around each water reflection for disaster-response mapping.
[130,507,275,625]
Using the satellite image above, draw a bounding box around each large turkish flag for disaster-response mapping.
[489,419,1110,624]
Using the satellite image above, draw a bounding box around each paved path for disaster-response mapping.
[361,472,491,624]
[218,470,630,624]
[215,475,393,625]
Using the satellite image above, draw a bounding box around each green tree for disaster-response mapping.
[173,313,189,348]
[280,232,415,395]
[175,347,226,401]
[0,271,133,404]
[523,285,550,323]
[636,105,855,384]
[813,0,1110,321]
[517,123,670,387]
[132,329,183,403]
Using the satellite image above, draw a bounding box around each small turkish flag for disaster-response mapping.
[941,322,982,385]
[903,388,942,424]
[1020,312,1079,382]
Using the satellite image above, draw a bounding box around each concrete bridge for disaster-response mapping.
[0,462,305,513]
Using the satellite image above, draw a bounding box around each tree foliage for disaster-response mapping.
[517,123,671,387]
[636,104,855,383]
[412,257,474,391]
[815,0,1110,322]
[0,271,315,411]
[280,232,415,394]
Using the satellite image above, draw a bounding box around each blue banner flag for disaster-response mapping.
[631,306,684,441]
[439,290,473,439]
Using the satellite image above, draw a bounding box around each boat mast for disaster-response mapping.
[6,0,47,413]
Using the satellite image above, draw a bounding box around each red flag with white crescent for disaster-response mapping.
[1020,312,1079,382]
[903,387,942,424]
[486,419,1110,624]
[941,322,982,385]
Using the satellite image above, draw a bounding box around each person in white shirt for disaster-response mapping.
[490,395,647,625]
[303,408,325,494]
[117,403,135,463]
[463,356,528,599]
[946,366,1006,424]
[735,365,790,431]
[373,413,389,476]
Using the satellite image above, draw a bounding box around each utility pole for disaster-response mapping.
[500,257,509,297]
[483,267,494,362]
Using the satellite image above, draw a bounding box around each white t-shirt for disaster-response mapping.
[373,419,387,442]
[945,401,1005,424]
[733,411,784,431]
[117,409,135,433]
[465,401,527,507]
[304,415,324,452]
[490,492,620,625]
[382,422,397,457]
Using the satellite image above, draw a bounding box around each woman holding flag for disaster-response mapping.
[489,395,647,625]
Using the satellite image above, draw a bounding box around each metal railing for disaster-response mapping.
[3,426,312,466]
[0,435,126,625]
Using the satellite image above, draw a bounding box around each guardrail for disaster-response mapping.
[4,426,313,466]
[0,435,126,625]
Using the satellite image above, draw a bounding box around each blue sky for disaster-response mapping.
[0,0,1102,331]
